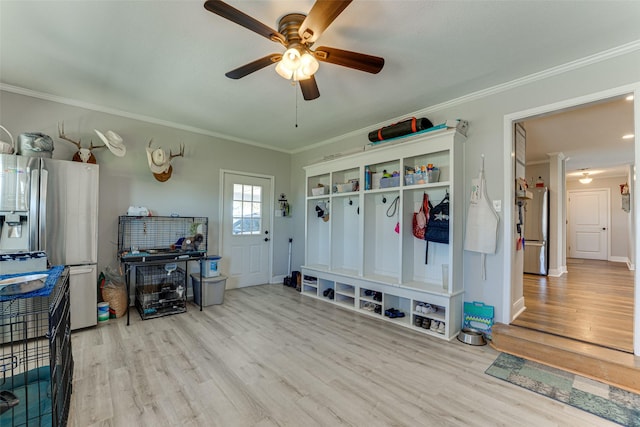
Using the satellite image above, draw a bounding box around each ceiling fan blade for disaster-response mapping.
[314,46,384,74]
[300,76,320,101]
[299,0,352,44]
[204,0,285,44]
[225,54,282,79]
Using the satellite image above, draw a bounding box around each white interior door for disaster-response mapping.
[568,189,609,260]
[221,171,272,289]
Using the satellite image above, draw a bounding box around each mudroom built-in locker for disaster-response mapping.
[302,129,465,340]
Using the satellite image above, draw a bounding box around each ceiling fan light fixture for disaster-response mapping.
[275,61,294,79]
[281,47,301,69]
[298,53,319,77]
[579,172,592,184]
[276,48,319,81]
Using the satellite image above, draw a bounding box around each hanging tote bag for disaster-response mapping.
[412,192,430,239]
[424,193,450,262]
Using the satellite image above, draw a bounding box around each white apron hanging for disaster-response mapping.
[464,155,499,280]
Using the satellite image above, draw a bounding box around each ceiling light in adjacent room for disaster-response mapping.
[579,173,592,184]
[626,95,634,101]
[622,134,634,140]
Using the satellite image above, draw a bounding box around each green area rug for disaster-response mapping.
[485,353,640,426]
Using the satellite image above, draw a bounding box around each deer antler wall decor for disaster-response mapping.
[145,139,185,182]
[57,121,126,163]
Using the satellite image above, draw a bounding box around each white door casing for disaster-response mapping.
[221,171,273,289]
[568,189,610,260]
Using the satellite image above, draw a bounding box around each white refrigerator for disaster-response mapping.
[0,155,99,329]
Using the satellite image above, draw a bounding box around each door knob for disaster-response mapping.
[602,227,606,231]
[264,237,270,242]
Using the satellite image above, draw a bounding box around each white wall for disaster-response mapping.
[291,48,640,324]
[0,91,293,280]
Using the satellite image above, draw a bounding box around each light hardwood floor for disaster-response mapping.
[514,259,634,353]
[68,285,618,426]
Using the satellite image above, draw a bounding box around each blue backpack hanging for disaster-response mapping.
[424,193,450,263]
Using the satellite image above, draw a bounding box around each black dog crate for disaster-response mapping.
[0,268,73,427]
[135,265,187,320]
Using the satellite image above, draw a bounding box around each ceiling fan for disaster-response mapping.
[203,0,385,100]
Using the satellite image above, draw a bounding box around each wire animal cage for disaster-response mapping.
[0,268,72,427]
[118,216,208,256]
[135,265,186,320]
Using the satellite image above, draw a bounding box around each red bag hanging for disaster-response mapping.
[412,192,430,239]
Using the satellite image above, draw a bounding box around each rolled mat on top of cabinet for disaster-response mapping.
[368,117,433,142]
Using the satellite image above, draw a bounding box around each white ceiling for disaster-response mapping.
[1,1,639,154]
[523,95,635,181]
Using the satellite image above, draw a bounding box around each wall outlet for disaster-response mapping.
[493,200,502,212]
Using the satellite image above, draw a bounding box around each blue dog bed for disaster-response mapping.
[0,366,52,427]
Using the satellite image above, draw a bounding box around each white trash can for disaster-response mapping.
[191,273,227,306]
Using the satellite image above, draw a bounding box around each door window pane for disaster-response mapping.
[232,184,262,235]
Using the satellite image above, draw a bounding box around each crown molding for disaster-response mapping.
[293,39,640,155]
[0,83,291,154]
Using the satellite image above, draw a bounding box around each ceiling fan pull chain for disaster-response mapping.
[295,81,299,128]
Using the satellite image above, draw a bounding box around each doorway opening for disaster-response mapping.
[509,93,636,352]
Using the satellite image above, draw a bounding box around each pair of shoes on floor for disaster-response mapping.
[384,308,405,318]
[323,288,334,299]
[429,321,446,334]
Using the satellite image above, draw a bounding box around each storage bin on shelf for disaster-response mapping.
[335,182,355,193]
[311,186,329,196]
[379,176,400,188]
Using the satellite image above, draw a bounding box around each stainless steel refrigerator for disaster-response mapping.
[0,154,98,329]
[523,187,549,275]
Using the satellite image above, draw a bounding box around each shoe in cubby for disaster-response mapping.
[421,318,431,329]
[430,321,439,332]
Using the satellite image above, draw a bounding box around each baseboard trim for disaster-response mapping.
[511,297,526,322]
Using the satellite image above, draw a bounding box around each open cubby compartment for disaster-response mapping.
[334,280,356,307]
[306,198,331,268]
[383,294,411,324]
[360,287,383,303]
[402,149,451,186]
[308,173,330,197]
[332,167,360,194]
[359,297,382,315]
[330,196,361,274]
[335,282,355,297]
[318,278,334,298]
[401,187,451,292]
[367,159,401,190]
[363,192,400,282]
[302,275,318,296]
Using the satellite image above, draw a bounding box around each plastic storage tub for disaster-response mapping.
[191,274,227,306]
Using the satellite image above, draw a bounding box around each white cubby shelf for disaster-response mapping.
[303,129,466,341]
